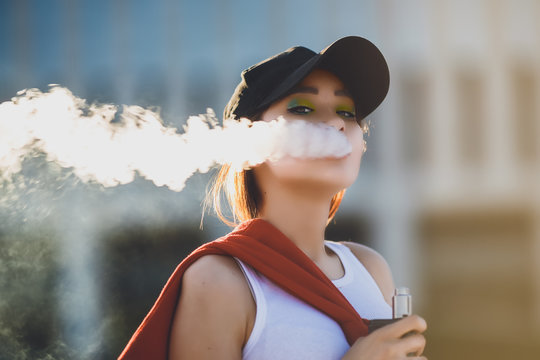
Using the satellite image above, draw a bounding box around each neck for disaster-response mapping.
[258,184,335,262]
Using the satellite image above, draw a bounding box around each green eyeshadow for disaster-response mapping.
[335,104,356,115]
[287,98,316,110]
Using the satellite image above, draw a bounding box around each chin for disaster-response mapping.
[257,155,361,192]
[316,157,361,185]
[284,163,359,192]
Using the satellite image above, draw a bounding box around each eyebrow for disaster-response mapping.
[288,86,353,99]
[335,89,353,98]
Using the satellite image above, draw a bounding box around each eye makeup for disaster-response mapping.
[286,98,316,115]
[335,104,356,119]
[286,98,357,119]
[287,98,316,110]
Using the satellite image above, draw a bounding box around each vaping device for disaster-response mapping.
[367,287,412,333]
[393,287,412,318]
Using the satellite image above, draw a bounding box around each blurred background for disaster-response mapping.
[1,0,539,359]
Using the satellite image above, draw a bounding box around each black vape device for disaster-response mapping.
[367,287,412,333]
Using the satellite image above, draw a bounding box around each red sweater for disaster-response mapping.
[118,218,369,360]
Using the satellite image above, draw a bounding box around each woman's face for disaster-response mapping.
[254,69,366,194]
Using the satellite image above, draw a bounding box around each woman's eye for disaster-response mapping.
[287,106,314,115]
[336,110,356,119]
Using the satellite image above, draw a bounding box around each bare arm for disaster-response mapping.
[168,255,255,360]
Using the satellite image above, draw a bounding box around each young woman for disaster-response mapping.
[119,36,427,360]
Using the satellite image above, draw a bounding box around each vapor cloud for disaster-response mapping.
[0,86,352,191]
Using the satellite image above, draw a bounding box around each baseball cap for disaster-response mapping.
[223,36,390,124]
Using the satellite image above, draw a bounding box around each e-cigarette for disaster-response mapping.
[392,287,412,318]
[367,287,412,333]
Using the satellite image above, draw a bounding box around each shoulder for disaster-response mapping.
[180,254,255,320]
[342,242,395,305]
[169,255,255,358]
[182,254,249,293]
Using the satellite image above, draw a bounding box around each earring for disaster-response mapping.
[363,140,367,153]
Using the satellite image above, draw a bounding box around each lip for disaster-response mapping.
[321,153,351,160]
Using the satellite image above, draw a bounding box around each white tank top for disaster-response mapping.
[235,241,391,360]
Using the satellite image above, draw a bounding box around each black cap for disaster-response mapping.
[224,36,390,123]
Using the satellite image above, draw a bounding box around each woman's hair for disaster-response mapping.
[206,164,347,228]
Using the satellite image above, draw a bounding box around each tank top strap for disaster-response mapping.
[324,241,358,287]
[324,240,355,262]
[233,258,267,358]
[325,241,390,315]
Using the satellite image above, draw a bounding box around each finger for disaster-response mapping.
[397,333,426,357]
[382,315,427,338]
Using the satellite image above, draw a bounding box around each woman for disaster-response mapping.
[119,36,427,360]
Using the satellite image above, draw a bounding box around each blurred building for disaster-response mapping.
[369,1,540,358]
[1,0,539,359]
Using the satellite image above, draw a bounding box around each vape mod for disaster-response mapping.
[393,287,412,318]
[367,287,412,333]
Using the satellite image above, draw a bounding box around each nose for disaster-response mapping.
[325,116,345,132]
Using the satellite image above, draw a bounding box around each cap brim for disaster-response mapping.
[259,36,389,121]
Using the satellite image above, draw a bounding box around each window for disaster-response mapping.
[511,66,537,164]
[455,70,485,167]
[399,71,431,167]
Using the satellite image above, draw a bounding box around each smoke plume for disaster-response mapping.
[0,85,352,191]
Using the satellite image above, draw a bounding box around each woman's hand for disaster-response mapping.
[342,315,428,360]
